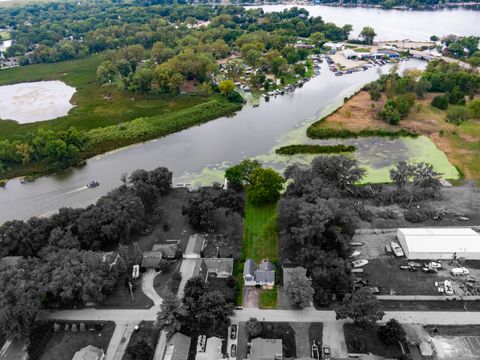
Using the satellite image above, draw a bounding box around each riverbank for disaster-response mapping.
[307,90,480,180]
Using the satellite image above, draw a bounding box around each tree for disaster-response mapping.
[194,291,234,334]
[468,99,480,119]
[157,292,187,337]
[286,267,314,309]
[245,318,263,338]
[359,27,377,45]
[335,288,385,328]
[446,105,470,126]
[378,318,406,345]
[224,158,261,189]
[247,168,284,206]
[126,340,154,360]
[219,80,235,96]
[431,95,449,110]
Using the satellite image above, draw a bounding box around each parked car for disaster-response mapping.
[230,325,237,340]
[451,267,469,276]
[231,344,237,358]
[352,260,369,268]
[322,345,331,360]
[425,261,442,269]
[423,267,437,273]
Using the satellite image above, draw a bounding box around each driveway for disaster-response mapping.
[105,321,140,360]
[141,269,163,306]
[322,320,348,359]
[243,287,261,308]
[177,259,199,298]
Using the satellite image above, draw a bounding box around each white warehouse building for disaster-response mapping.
[397,228,480,260]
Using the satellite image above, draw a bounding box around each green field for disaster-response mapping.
[0,55,212,142]
[0,31,10,40]
[243,199,278,262]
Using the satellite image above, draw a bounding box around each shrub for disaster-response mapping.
[348,336,365,353]
[447,87,466,105]
[306,127,417,139]
[379,101,401,125]
[378,319,406,345]
[431,95,449,110]
[446,105,470,126]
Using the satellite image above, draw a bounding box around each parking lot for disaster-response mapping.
[351,231,480,296]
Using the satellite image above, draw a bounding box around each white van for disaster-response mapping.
[451,267,469,276]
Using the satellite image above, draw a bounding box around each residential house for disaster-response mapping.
[184,234,206,259]
[72,345,105,360]
[141,249,163,269]
[201,258,234,279]
[248,338,283,360]
[195,337,223,360]
[152,243,179,259]
[243,259,275,288]
[162,333,191,360]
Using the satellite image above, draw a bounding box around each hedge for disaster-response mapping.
[275,144,357,155]
[306,127,418,139]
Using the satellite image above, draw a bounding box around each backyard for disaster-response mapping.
[39,321,115,360]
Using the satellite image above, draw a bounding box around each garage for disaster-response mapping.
[397,228,480,260]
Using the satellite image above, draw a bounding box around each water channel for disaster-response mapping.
[0,58,459,223]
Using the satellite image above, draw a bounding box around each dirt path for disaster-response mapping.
[141,269,163,306]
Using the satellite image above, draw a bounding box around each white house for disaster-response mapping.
[243,259,275,288]
[397,228,480,260]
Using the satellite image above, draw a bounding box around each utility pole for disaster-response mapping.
[129,281,134,301]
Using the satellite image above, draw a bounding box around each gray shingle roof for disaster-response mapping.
[162,333,191,360]
[243,258,256,277]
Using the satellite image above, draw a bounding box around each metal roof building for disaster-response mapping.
[397,228,480,260]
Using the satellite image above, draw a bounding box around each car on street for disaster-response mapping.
[322,345,331,359]
[230,325,237,339]
[231,344,237,358]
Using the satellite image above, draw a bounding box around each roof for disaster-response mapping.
[343,49,357,58]
[72,345,104,360]
[195,337,223,360]
[255,260,275,283]
[398,228,480,254]
[258,260,275,272]
[244,259,256,277]
[0,256,22,268]
[152,243,178,258]
[185,234,205,256]
[249,338,283,360]
[162,333,191,360]
[141,250,163,268]
[202,258,233,275]
[419,341,433,356]
[324,42,344,48]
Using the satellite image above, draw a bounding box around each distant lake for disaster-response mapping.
[247,5,480,41]
[0,80,76,123]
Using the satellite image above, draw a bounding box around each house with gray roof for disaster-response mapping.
[152,243,179,259]
[248,338,283,360]
[201,258,233,278]
[243,259,275,288]
[72,345,105,360]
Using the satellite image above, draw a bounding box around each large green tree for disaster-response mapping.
[335,288,385,328]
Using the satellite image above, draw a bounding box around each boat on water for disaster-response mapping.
[390,241,405,257]
[444,280,454,295]
[86,180,100,189]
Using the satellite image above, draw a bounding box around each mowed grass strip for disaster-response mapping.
[243,199,278,262]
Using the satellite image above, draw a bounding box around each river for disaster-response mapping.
[248,5,480,41]
[0,59,459,223]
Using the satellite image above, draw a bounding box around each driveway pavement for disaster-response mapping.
[105,321,140,360]
[243,288,260,308]
[141,269,163,306]
[177,259,198,298]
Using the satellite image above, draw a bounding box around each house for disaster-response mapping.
[72,345,105,360]
[323,42,345,51]
[152,243,179,259]
[243,259,275,288]
[195,337,223,360]
[397,228,480,260]
[162,333,191,360]
[184,234,206,259]
[141,249,163,268]
[248,338,283,360]
[201,258,234,278]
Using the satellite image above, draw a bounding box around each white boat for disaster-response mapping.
[352,259,369,268]
[390,241,404,257]
[444,280,454,295]
[351,250,361,258]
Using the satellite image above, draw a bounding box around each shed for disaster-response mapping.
[342,49,358,59]
[397,228,480,260]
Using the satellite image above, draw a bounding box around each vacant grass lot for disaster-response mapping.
[39,321,115,360]
[243,199,278,262]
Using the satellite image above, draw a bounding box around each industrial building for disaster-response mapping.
[397,228,480,260]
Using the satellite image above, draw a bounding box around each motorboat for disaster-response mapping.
[87,180,100,188]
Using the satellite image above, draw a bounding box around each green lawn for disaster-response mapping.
[0,54,211,142]
[242,199,278,262]
[343,323,403,358]
[260,288,278,309]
